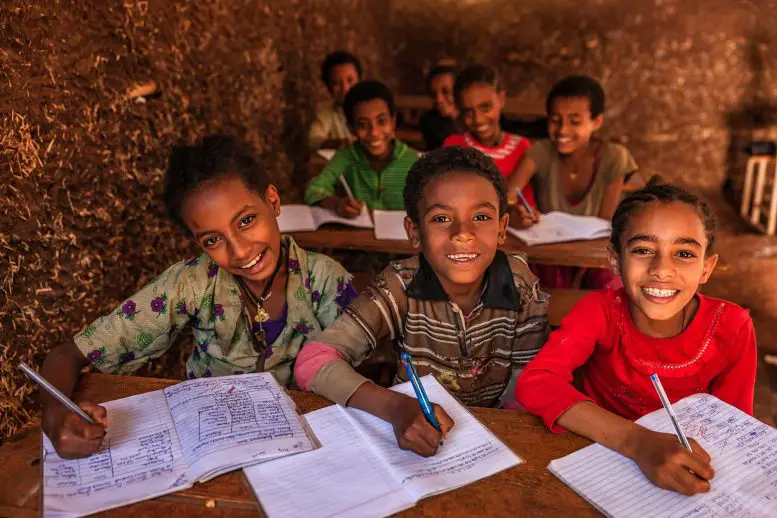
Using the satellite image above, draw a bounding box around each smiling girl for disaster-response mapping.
[515,182,757,496]
[40,135,357,459]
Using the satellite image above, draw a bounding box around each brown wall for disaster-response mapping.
[387,0,777,190]
[0,0,390,442]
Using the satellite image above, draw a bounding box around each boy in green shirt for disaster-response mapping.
[305,80,419,218]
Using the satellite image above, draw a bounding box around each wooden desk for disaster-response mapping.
[396,94,546,128]
[291,227,611,269]
[1,373,597,517]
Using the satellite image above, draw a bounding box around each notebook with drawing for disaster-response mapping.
[245,375,522,518]
[373,210,409,240]
[42,373,318,518]
[507,211,610,246]
[277,204,374,233]
[548,394,777,518]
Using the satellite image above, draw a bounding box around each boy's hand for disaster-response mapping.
[628,428,714,496]
[335,197,364,219]
[507,204,540,229]
[388,394,454,457]
[43,401,108,459]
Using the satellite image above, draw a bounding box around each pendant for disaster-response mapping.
[255,306,270,323]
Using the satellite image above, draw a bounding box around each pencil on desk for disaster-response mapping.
[650,373,692,452]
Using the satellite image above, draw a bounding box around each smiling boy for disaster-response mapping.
[305,80,419,218]
[296,146,549,457]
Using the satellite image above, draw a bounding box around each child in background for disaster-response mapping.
[296,147,549,457]
[507,76,637,289]
[443,64,534,206]
[419,64,461,150]
[41,135,357,459]
[305,80,419,218]
[516,183,757,496]
[308,51,361,150]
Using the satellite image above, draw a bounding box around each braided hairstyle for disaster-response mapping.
[610,180,717,256]
[453,64,504,104]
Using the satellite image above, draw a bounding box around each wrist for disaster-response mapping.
[619,423,648,460]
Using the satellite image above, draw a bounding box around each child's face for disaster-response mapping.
[404,171,508,294]
[352,98,396,161]
[610,201,718,336]
[429,73,457,119]
[181,175,283,287]
[548,97,603,155]
[328,63,360,105]
[458,83,505,146]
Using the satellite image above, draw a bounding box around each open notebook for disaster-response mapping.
[373,209,409,240]
[549,394,777,518]
[507,211,610,246]
[277,204,373,233]
[245,375,522,518]
[42,374,317,518]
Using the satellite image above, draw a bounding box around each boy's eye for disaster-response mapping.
[631,247,654,256]
[239,214,255,228]
[203,236,221,248]
[675,250,697,259]
[431,215,452,224]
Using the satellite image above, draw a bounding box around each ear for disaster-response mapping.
[591,113,604,132]
[497,212,509,246]
[497,89,506,109]
[403,216,421,248]
[698,253,719,285]
[265,185,281,216]
[607,243,621,277]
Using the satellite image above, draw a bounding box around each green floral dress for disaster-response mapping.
[74,236,356,387]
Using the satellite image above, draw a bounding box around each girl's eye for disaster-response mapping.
[203,236,221,248]
[239,215,255,228]
[676,250,697,259]
[631,247,654,256]
[431,215,451,224]
[473,214,491,222]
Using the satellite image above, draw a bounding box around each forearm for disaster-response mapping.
[40,341,89,412]
[346,381,412,422]
[318,196,340,211]
[556,400,644,458]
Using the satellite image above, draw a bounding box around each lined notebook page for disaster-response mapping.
[346,375,523,501]
[549,394,777,518]
[507,211,610,246]
[164,374,315,482]
[244,405,414,518]
[43,390,189,518]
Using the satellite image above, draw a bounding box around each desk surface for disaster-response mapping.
[0,373,597,517]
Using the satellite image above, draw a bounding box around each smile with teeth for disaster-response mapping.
[447,253,479,263]
[239,250,265,269]
[642,287,679,298]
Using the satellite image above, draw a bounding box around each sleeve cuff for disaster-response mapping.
[547,395,592,433]
[310,359,371,406]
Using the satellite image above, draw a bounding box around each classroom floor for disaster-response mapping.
[700,192,777,428]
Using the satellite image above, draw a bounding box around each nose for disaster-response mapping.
[648,252,674,279]
[229,233,253,264]
[474,110,487,126]
[369,122,381,138]
[450,218,475,243]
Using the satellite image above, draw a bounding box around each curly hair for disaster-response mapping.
[546,75,605,118]
[610,180,717,256]
[342,80,395,128]
[403,146,507,223]
[163,134,270,233]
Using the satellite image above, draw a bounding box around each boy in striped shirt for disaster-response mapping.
[305,80,419,217]
[295,147,549,457]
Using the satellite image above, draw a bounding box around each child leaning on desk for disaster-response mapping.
[506,75,638,290]
[515,183,758,496]
[40,135,357,458]
[305,79,419,219]
[295,146,550,457]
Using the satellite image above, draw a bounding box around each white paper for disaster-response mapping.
[507,211,610,246]
[317,149,336,161]
[277,204,373,233]
[373,210,409,240]
[549,394,777,518]
[246,376,521,517]
[43,391,189,518]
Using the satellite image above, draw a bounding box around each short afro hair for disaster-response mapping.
[546,75,605,118]
[425,64,458,92]
[403,146,507,223]
[320,51,362,87]
[343,80,395,128]
[453,64,504,104]
[163,135,270,233]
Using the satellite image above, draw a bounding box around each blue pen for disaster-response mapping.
[400,352,442,433]
[515,188,535,219]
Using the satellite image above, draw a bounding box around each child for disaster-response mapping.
[443,64,534,206]
[419,64,461,150]
[305,80,419,218]
[40,135,357,459]
[507,75,637,228]
[296,146,549,457]
[308,51,361,150]
[515,183,757,496]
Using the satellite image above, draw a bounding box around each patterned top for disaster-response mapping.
[299,251,550,407]
[74,236,357,387]
[308,100,352,150]
[304,139,419,211]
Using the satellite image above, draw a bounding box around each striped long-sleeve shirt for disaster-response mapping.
[294,251,550,407]
[304,139,418,210]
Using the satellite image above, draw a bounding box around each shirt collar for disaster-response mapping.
[353,138,406,164]
[406,251,522,311]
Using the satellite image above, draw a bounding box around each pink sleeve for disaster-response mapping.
[709,312,758,415]
[294,341,347,391]
[515,291,609,432]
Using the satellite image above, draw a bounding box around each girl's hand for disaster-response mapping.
[507,204,539,229]
[43,401,108,459]
[628,428,715,495]
[388,394,454,457]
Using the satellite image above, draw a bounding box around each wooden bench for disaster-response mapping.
[742,156,777,235]
[395,94,546,129]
